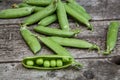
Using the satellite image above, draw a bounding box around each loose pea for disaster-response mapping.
[36,58,43,65]
[56,59,63,67]
[103,22,120,55]
[38,14,57,26]
[50,60,56,67]
[64,4,93,31]
[44,60,50,68]
[49,36,100,51]
[26,60,34,66]
[57,0,70,31]
[23,1,57,25]
[23,0,52,6]
[20,26,41,54]
[34,26,80,37]
[0,7,34,19]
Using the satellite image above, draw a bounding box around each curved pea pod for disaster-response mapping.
[67,3,91,20]
[0,7,34,19]
[12,3,44,12]
[49,36,100,51]
[38,14,57,26]
[57,0,70,31]
[20,26,41,54]
[34,26,80,37]
[67,0,86,12]
[22,55,73,70]
[64,4,93,31]
[23,0,52,6]
[103,22,120,55]
[23,1,57,25]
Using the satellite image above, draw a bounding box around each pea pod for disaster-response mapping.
[23,1,57,25]
[20,26,41,54]
[49,36,100,51]
[67,0,86,12]
[67,3,91,20]
[34,26,80,37]
[64,4,93,31]
[23,0,52,6]
[38,14,57,26]
[0,7,34,19]
[22,55,73,70]
[13,3,44,12]
[103,22,120,55]
[57,0,70,31]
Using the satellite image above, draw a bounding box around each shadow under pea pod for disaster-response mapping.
[108,56,120,65]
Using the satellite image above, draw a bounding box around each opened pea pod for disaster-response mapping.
[22,55,73,70]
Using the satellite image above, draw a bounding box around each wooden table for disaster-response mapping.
[0,0,120,80]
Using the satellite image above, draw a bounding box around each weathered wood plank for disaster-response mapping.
[0,0,120,24]
[0,59,120,80]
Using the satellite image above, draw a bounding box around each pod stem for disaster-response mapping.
[12,3,19,8]
[88,45,100,53]
[88,24,94,31]
[72,61,83,69]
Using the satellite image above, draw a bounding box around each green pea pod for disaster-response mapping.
[0,7,34,19]
[13,3,44,12]
[103,22,120,55]
[23,0,52,6]
[38,14,57,26]
[34,26,80,37]
[67,0,86,12]
[22,55,73,70]
[49,36,100,51]
[64,4,93,31]
[57,0,70,31]
[23,1,57,25]
[20,26,41,54]
[67,3,91,20]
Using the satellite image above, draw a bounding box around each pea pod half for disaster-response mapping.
[0,7,34,19]
[22,55,73,70]
[103,22,120,55]
[20,26,41,54]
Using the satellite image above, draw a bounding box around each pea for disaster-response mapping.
[26,60,34,66]
[0,7,34,19]
[34,26,80,37]
[57,0,70,31]
[23,0,52,6]
[50,60,56,67]
[64,4,93,31]
[20,26,41,54]
[44,60,50,68]
[56,59,63,67]
[103,22,120,55]
[36,58,43,65]
[23,1,57,25]
[38,14,57,26]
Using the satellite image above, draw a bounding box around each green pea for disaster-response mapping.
[49,36,100,51]
[34,26,80,37]
[23,1,57,25]
[36,58,43,65]
[67,3,91,20]
[23,0,52,6]
[20,26,41,54]
[44,60,50,68]
[56,59,63,67]
[26,60,34,66]
[13,3,44,12]
[0,7,34,19]
[67,0,86,12]
[64,4,93,31]
[57,0,70,31]
[103,22,120,55]
[50,60,56,67]
[38,14,57,26]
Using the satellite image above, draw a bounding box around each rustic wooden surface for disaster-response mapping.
[0,0,120,80]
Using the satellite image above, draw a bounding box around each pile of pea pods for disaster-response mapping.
[0,0,120,70]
